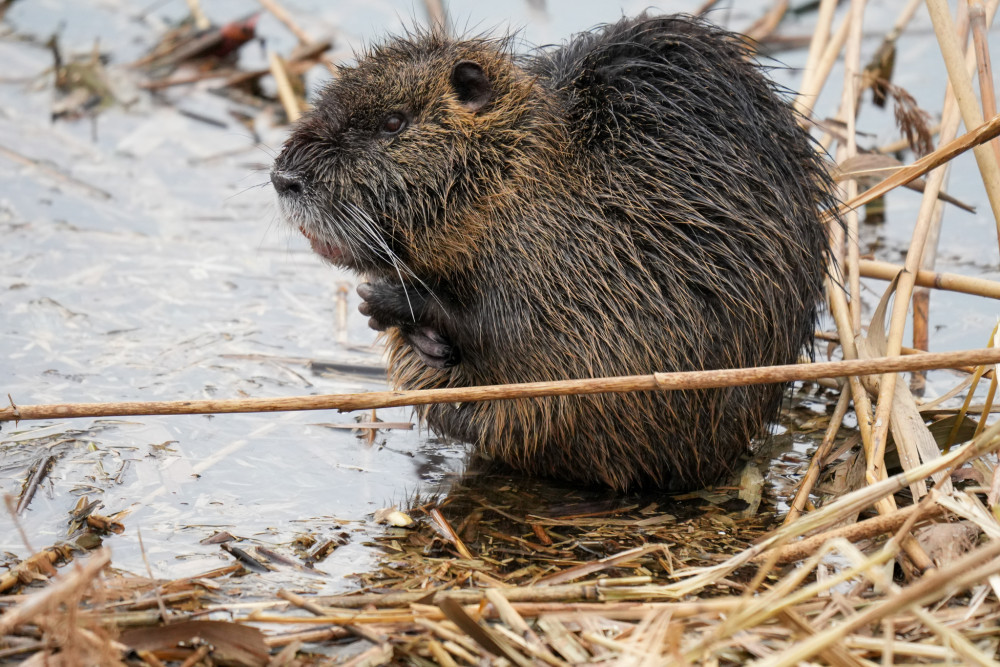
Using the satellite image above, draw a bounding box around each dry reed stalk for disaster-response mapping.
[314,578,713,610]
[970,0,1000,166]
[777,608,865,667]
[879,0,923,64]
[860,258,1000,298]
[927,0,1000,241]
[877,121,942,153]
[536,545,669,587]
[430,508,474,560]
[744,0,789,42]
[794,8,851,117]
[944,325,998,448]
[771,500,946,563]
[263,627,352,648]
[783,390,851,524]
[424,0,447,34]
[825,273,904,561]
[832,110,1000,217]
[799,0,838,98]
[257,0,337,75]
[974,364,1000,440]
[184,0,210,31]
[844,635,964,660]
[910,3,983,392]
[839,0,866,333]
[912,128,956,386]
[3,348,1000,424]
[257,0,311,44]
[268,50,300,123]
[425,639,459,667]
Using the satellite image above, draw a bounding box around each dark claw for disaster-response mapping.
[407,326,458,369]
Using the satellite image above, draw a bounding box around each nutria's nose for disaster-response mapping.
[271,170,303,196]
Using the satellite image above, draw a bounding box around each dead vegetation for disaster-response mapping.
[3,0,1000,664]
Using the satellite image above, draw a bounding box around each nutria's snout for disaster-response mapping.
[269,159,354,266]
[270,169,303,197]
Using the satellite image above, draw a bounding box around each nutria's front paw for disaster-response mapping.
[357,282,459,369]
[357,281,415,331]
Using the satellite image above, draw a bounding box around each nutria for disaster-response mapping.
[271,14,834,491]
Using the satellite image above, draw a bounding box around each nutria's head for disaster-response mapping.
[271,32,558,280]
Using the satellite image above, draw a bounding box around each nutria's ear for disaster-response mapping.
[450,60,492,112]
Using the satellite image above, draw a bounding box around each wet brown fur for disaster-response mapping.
[272,15,835,491]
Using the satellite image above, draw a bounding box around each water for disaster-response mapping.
[1,0,996,593]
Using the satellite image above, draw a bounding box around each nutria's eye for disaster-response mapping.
[380,112,408,136]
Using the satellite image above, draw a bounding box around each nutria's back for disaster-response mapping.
[272,14,834,491]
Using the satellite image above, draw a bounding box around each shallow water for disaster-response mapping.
[0,1,996,593]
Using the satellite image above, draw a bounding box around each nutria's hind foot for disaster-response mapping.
[357,281,459,369]
[405,326,458,369]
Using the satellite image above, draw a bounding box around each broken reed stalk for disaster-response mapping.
[139,41,332,90]
[2,347,999,425]
[859,259,1000,298]
[771,501,946,563]
[783,389,851,525]
[828,110,1000,220]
